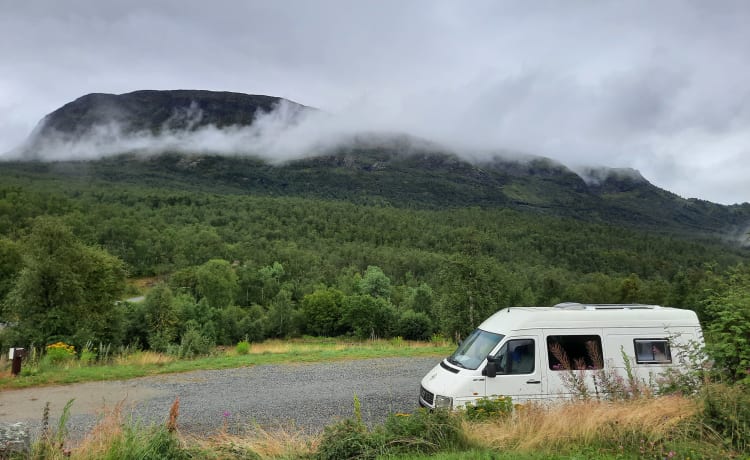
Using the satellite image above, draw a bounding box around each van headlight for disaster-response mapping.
[434,395,453,410]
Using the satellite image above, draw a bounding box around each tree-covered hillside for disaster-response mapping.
[1,151,748,371]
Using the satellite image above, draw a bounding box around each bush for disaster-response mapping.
[316,417,377,460]
[699,383,750,453]
[377,408,469,455]
[168,328,214,359]
[341,295,398,339]
[103,425,191,460]
[44,342,76,366]
[395,309,434,341]
[316,407,469,459]
[463,395,514,421]
[236,340,250,355]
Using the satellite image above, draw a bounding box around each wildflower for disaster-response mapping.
[223,410,230,418]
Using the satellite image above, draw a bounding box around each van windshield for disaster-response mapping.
[447,329,504,370]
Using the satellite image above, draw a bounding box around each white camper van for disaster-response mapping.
[419,303,702,410]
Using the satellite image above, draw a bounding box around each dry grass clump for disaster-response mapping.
[194,424,316,459]
[115,350,175,366]
[241,337,447,356]
[466,395,698,453]
[72,400,127,457]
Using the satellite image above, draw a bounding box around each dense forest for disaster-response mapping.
[0,152,748,381]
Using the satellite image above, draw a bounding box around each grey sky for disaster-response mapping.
[1,1,749,204]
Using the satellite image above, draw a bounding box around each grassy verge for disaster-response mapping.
[25,387,744,459]
[0,337,453,389]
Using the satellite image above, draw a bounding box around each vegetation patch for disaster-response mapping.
[17,384,748,459]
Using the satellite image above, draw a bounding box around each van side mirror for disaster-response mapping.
[483,358,497,378]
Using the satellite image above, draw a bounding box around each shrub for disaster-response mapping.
[44,342,76,366]
[341,294,398,339]
[463,395,514,421]
[236,340,250,355]
[79,341,97,366]
[102,425,191,460]
[656,337,709,396]
[396,309,434,341]
[168,328,214,359]
[699,382,750,453]
[377,408,469,455]
[316,417,376,460]
[316,409,469,459]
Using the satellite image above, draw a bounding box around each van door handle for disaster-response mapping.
[526,379,541,384]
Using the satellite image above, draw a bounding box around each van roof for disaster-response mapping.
[479,303,701,333]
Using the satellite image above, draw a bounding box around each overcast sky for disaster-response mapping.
[1,1,749,204]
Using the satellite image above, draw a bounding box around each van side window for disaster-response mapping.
[547,335,603,370]
[491,339,535,374]
[634,339,672,364]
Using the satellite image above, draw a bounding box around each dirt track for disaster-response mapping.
[0,357,439,439]
[0,378,165,423]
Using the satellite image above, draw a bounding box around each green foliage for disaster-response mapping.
[236,340,250,355]
[79,341,97,365]
[376,409,470,456]
[169,326,215,359]
[3,217,126,348]
[0,237,22,318]
[702,267,750,383]
[43,341,77,367]
[407,282,434,315]
[316,405,469,460]
[463,395,514,421]
[302,287,345,337]
[316,416,376,460]
[265,288,301,338]
[656,338,709,396]
[101,425,190,460]
[342,295,398,339]
[32,398,76,458]
[196,258,238,309]
[1,153,750,361]
[144,284,178,352]
[438,255,523,339]
[396,309,434,341]
[257,262,285,305]
[699,383,750,453]
[357,265,392,299]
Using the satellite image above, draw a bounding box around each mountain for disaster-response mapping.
[5,90,750,242]
[18,90,311,157]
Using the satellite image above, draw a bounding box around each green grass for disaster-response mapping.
[0,338,452,389]
[379,450,643,459]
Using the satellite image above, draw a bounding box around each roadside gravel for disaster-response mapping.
[0,356,440,441]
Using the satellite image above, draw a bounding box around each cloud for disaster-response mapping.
[2,1,750,204]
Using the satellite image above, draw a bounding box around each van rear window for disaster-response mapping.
[634,339,672,364]
[547,335,603,370]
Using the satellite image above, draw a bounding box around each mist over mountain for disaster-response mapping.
[5,89,750,244]
[14,90,313,161]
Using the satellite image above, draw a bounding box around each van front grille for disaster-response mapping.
[420,385,434,405]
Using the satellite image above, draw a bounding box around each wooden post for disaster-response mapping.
[9,348,24,376]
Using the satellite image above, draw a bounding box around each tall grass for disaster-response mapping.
[24,388,744,459]
[194,425,317,459]
[465,395,710,457]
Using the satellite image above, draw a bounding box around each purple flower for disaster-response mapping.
[223,410,230,418]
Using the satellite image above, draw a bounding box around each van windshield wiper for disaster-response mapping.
[447,357,467,369]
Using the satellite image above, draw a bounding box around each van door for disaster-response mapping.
[484,335,546,403]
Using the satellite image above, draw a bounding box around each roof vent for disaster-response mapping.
[554,302,584,309]
[554,302,662,310]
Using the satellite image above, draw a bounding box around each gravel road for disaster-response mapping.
[0,357,440,440]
